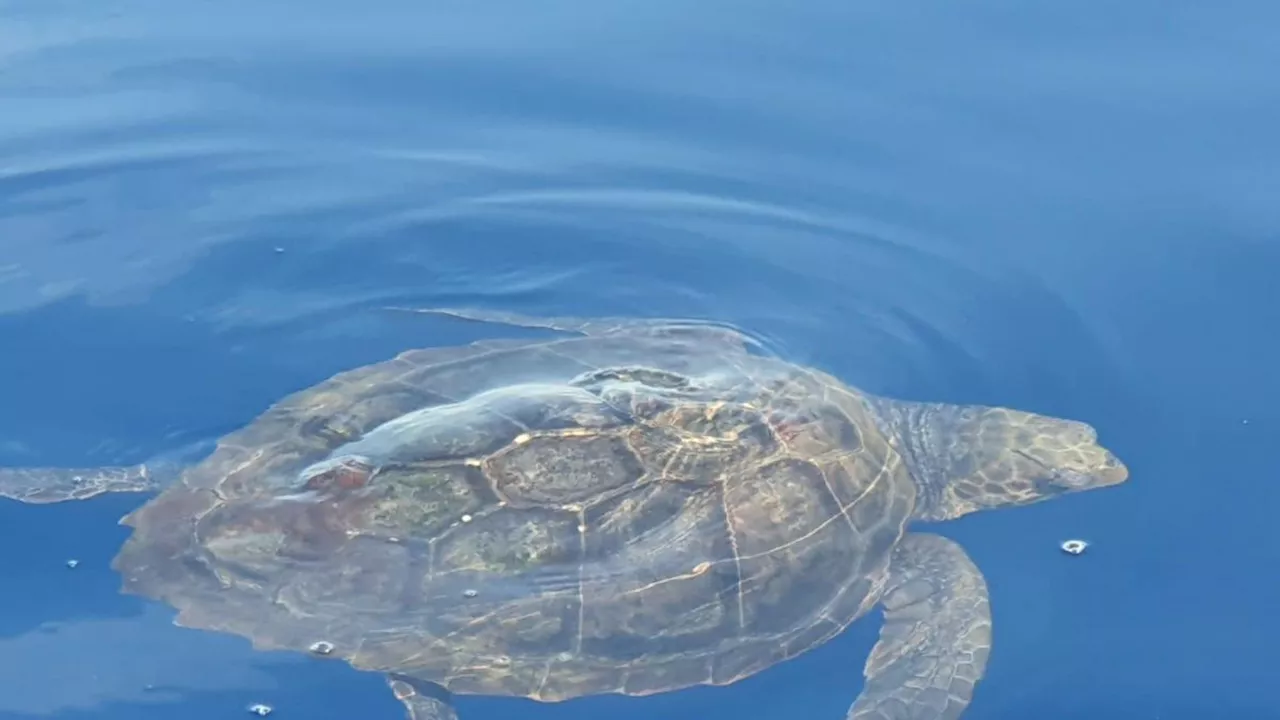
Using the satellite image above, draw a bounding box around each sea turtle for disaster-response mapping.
[0,308,1128,720]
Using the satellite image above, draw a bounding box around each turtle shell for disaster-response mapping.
[111,323,916,700]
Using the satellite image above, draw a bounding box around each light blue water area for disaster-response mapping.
[2,1,1278,718]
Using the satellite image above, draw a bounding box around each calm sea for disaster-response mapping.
[2,1,1278,719]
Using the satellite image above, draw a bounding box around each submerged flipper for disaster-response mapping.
[0,463,175,504]
[0,440,209,504]
[387,675,459,720]
[848,532,992,720]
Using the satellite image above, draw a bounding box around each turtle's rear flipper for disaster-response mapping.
[388,675,459,720]
[848,532,992,720]
[0,465,163,504]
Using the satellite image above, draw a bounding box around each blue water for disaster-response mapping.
[2,1,1278,718]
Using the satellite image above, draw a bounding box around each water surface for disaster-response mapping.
[2,2,1278,718]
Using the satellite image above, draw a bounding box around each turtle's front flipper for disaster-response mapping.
[0,464,167,504]
[848,532,991,720]
[387,675,459,720]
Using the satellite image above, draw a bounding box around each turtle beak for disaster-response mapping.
[1021,441,1129,497]
[1073,446,1129,489]
[1037,446,1129,494]
[1095,449,1130,486]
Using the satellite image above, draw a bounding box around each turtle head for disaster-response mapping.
[873,399,1129,521]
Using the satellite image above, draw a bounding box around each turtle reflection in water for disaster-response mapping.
[0,308,1129,720]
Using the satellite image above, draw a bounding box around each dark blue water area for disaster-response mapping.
[2,1,1279,719]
